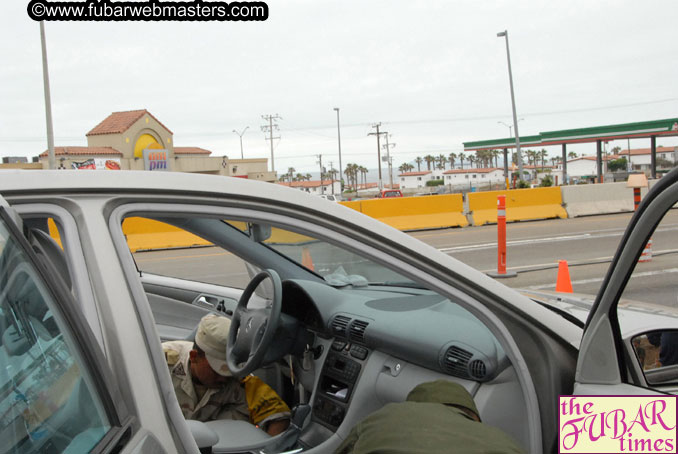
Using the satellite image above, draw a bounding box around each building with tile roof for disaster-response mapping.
[30,109,275,181]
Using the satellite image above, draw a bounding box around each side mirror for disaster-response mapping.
[632,330,678,385]
[249,223,271,243]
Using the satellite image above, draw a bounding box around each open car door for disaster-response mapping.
[0,198,175,453]
[575,166,678,396]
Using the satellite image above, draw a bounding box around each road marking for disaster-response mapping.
[439,225,678,254]
[526,267,678,290]
[439,234,591,253]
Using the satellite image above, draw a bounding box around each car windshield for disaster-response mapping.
[257,224,420,288]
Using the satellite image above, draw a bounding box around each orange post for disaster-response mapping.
[497,195,507,274]
[488,195,516,278]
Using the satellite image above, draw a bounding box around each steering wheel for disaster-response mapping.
[226,269,282,378]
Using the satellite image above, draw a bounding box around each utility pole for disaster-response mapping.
[232,126,249,159]
[40,22,55,170]
[261,114,281,173]
[368,123,388,190]
[316,154,324,195]
[333,108,343,191]
[382,134,396,188]
[329,160,335,195]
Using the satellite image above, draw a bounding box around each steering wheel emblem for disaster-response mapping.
[246,317,253,332]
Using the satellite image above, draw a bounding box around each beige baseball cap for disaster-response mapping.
[194,314,232,377]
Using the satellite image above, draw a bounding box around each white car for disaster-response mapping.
[0,168,676,454]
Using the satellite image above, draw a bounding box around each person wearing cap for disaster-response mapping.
[162,314,291,435]
[334,380,525,454]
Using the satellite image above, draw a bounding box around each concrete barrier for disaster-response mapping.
[347,194,468,230]
[123,217,212,252]
[561,182,650,217]
[469,187,567,226]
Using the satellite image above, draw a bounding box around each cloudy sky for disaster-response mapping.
[1,0,677,176]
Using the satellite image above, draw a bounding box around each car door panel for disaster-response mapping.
[141,274,241,340]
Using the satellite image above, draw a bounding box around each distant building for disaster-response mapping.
[558,156,613,182]
[24,109,275,181]
[2,156,28,164]
[398,171,440,189]
[442,168,504,187]
[617,146,678,171]
[278,179,341,195]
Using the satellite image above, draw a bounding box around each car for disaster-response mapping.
[378,189,403,198]
[0,167,676,454]
[318,194,341,202]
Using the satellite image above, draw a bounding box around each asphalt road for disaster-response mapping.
[411,210,678,306]
[134,210,678,307]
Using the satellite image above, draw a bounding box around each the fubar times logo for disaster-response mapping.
[559,396,677,453]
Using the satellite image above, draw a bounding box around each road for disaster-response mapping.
[134,210,678,307]
[411,210,678,306]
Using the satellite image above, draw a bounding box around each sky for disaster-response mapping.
[1,0,677,177]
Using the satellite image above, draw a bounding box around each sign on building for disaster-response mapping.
[143,149,169,171]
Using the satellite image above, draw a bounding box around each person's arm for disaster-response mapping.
[243,375,292,433]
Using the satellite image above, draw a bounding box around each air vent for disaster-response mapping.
[469,359,487,380]
[442,346,472,378]
[349,319,369,344]
[331,315,351,337]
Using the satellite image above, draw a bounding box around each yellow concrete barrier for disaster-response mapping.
[357,194,467,230]
[123,217,212,252]
[339,200,363,213]
[468,187,567,226]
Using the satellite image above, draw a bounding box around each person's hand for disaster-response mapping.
[266,418,290,436]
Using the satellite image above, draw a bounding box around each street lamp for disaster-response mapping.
[497,118,524,138]
[333,108,343,190]
[232,126,249,159]
[497,30,524,181]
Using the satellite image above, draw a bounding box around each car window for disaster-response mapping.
[124,216,418,289]
[125,217,254,289]
[620,206,678,389]
[0,216,111,453]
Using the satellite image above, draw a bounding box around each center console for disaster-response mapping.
[312,341,369,430]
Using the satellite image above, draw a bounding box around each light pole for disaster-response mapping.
[333,108,343,191]
[40,22,55,170]
[498,118,523,138]
[232,126,249,159]
[497,30,524,181]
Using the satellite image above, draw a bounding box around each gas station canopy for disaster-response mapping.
[464,117,678,152]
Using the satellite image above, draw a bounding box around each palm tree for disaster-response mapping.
[468,156,476,168]
[568,151,578,160]
[458,153,466,169]
[424,155,435,171]
[492,149,501,168]
[437,154,447,170]
[295,173,305,182]
[540,149,548,169]
[305,173,312,181]
[415,157,423,172]
[399,163,414,173]
[287,167,296,182]
[358,166,368,187]
[448,152,457,169]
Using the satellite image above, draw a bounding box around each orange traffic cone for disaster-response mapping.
[302,247,315,271]
[555,260,573,293]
